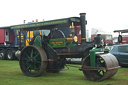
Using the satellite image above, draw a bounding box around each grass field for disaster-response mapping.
[0,60,128,85]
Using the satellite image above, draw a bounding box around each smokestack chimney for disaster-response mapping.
[80,13,86,43]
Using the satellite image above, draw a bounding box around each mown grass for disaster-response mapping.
[0,60,128,85]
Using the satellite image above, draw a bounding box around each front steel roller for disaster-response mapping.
[19,45,47,77]
[82,53,119,81]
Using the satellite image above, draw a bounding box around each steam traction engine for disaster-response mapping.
[11,13,119,81]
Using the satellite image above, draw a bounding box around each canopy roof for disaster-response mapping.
[114,29,128,33]
[10,17,80,31]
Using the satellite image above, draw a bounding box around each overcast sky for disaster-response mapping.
[0,0,127,34]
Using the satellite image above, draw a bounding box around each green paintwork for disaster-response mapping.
[49,38,77,48]
[49,38,66,48]
[69,18,80,22]
[104,48,109,53]
[11,19,68,29]
[90,48,109,67]
[25,48,41,72]
[10,17,80,29]
[66,44,76,47]
[33,36,42,47]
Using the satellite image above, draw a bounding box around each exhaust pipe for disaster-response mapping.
[80,13,86,43]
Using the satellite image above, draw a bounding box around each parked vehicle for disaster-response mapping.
[0,26,42,60]
[110,44,128,66]
[0,27,23,60]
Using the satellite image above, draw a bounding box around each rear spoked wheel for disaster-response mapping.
[20,45,47,77]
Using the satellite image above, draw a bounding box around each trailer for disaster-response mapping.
[10,13,120,81]
[0,26,23,60]
[0,26,40,60]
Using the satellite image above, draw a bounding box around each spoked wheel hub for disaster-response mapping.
[20,45,47,77]
[28,58,36,64]
[81,53,119,81]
